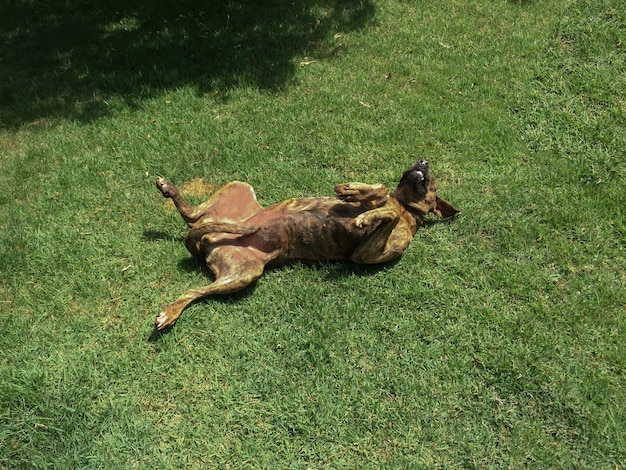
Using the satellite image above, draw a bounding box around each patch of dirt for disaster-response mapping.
[180,177,216,199]
[163,177,216,211]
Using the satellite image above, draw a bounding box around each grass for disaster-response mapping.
[1,0,625,467]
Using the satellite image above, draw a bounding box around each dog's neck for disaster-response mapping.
[390,191,429,228]
[402,205,425,226]
[375,203,418,239]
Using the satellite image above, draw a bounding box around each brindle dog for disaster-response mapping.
[154,160,459,330]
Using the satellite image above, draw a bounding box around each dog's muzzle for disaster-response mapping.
[413,161,429,181]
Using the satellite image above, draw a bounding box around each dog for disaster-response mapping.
[154,160,459,330]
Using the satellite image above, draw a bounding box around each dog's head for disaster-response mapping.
[391,160,460,221]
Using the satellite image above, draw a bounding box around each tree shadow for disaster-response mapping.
[0,0,374,127]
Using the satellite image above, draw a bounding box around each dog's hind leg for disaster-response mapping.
[157,177,262,227]
[154,254,266,330]
[156,177,206,226]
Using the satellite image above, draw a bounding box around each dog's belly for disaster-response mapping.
[192,199,379,266]
[258,211,370,264]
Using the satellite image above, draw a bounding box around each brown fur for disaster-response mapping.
[154,160,459,330]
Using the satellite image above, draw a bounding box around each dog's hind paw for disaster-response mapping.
[156,177,176,199]
[155,311,176,330]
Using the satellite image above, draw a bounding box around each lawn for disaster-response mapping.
[1,0,625,467]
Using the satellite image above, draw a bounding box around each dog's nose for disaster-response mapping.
[419,159,429,168]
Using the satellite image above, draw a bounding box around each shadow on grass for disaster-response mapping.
[297,258,398,279]
[0,0,374,127]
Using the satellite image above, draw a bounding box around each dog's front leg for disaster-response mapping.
[352,205,398,228]
[351,218,413,264]
[350,204,414,264]
[155,259,265,330]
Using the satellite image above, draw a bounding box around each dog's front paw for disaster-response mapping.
[352,214,370,228]
[335,183,359,201]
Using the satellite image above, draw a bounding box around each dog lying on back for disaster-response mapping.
[154,160,459,330]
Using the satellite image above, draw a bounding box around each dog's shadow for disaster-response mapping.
[297,258,398,280]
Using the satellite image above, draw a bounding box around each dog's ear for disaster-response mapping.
[434,197,460,218]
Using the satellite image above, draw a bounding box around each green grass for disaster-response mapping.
[1,0,625,467]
